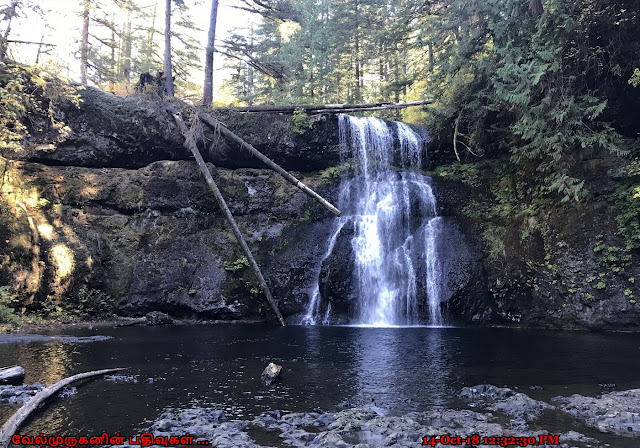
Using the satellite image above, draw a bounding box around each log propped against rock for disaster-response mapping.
[170,109,286,326]
[189,104,341,217]
[0,368,126,448]
[217,99,434,114]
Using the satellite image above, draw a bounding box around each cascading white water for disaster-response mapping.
[305,115,445,326]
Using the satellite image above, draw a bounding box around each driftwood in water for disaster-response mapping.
[0,368,125,448]
[217,99,434,114]
[193,107,341,217]
[0,366,25,386]
[170,110,286,326]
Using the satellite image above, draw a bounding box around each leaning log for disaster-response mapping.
[0,366,25,386]
[217,99,434,113]
[192,107,341,217]
[0,368,126,448]
[171,111,286,326]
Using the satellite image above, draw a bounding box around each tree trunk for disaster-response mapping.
[402,45,408,97]
[529,0,543,17]
[393,43,400,103]
[427,43,434,72]
[379,40,384,83]
[163,0,174,97]
[1,1,21,59]
[80,0,90,84]
[123,11,132,82]
[248,23,255,104]
[110,13,116,79]
[202,0,219,107]
[354,0,361,102]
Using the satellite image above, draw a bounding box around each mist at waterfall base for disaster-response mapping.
[304,115,445,327]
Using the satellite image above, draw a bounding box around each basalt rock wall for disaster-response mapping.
[0,87,349,321]
[2,86,637,330]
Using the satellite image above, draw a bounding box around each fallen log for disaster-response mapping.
[216,99,434,114]
[0,368,126,448]
[0,366,25,386]
[170,110,286,326]
[192,107,341,217]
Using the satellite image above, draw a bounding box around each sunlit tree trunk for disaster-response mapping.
[123,10,132,82]
[163,0,174,96]
[202,0,219,106]
[110,13,116,77]
[80,0,90,84]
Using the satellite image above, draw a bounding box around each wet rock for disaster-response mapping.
[459,384,516,400]
[58,386,77,398]
[318,222,357,319]
[559,431,598,444]
[145,311,174,326]
[14,87,429,174]
[104,374,139,384]
[125,402,611,448]
[459,385,554,421]
[553,389,640,435]
[0,383,43,403]
[261,363,282,386]
[268,218,339,320]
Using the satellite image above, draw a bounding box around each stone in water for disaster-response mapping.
[261,363,282,385]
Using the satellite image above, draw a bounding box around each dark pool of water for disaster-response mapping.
[2,325,640,439]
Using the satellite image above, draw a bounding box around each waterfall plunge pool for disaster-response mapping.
[2,324,640,441]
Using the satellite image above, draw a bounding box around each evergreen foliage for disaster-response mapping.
[420,0,639,201]
[2,0,639,203]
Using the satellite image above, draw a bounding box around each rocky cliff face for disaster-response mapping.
[1,86,488,325]
[432,156,640,331]
[1,85,637,330]
[0,87,347,322]
[0,153,339,320]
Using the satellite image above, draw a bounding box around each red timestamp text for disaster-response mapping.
[422,434,561,446]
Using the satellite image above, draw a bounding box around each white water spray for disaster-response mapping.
[305,115,445,326]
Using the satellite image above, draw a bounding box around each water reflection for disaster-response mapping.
[352,327,452,411]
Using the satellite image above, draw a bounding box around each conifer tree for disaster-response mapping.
[163,0,174,96]
[202,0,219,106]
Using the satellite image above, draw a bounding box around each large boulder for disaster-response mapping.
[553,389,640,435]
[11,87,342,171]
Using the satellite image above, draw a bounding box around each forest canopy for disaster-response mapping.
[0,0,639,201]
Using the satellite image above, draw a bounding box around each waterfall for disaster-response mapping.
[305,115,445,326]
